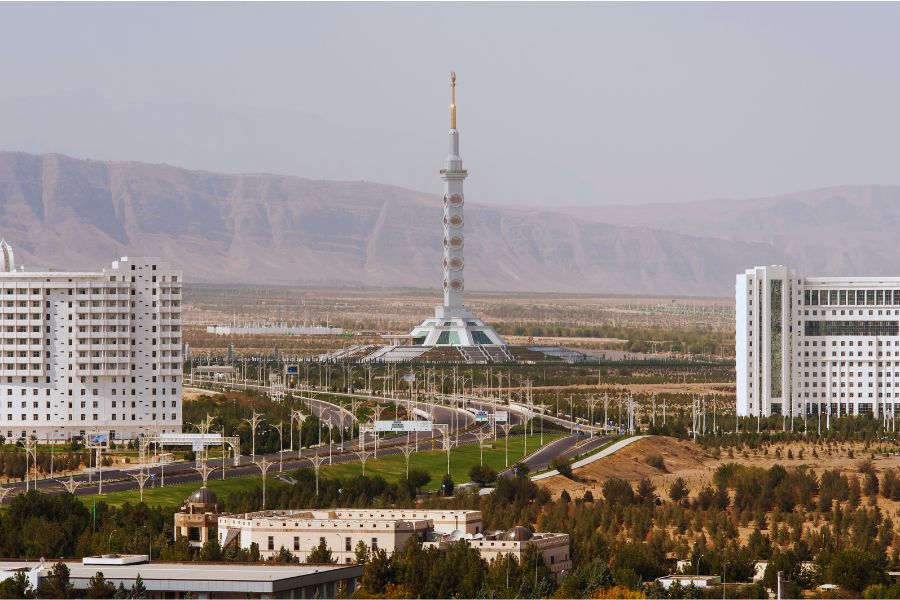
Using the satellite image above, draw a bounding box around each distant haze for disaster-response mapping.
[3,3,900,206]
[5,151,900,296]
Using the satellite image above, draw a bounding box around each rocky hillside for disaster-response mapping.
[4,151,880,296]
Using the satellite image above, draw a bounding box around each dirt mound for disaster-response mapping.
[539,436,716,499]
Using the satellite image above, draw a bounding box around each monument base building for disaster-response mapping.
[737,265,900,418]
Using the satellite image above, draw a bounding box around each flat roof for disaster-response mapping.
[0,561,362,594]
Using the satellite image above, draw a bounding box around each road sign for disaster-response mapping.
[475,410,489,422]
[374,420,432,433]
[192,442,205,452]
[495,411,509,423]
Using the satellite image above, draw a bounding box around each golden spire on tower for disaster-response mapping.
[450,71,457,129]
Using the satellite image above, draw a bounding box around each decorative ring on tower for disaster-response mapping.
[443,279,450,290]
[449,279,464,292]
[442,195,448,206]
[449,194,463,207]
[448,236,463,249]
[448,257,464,271]
[448,214,463,228]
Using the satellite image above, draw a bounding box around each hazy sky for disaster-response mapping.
[3,2,900,207]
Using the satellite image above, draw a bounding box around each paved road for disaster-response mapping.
[1,384,590,502]
[498,434,614,477]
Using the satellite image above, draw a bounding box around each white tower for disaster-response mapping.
[405,73,506,347]
[439,71,468,317]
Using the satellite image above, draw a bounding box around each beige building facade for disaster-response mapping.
[218,508,570,581]
[218,509,482,564]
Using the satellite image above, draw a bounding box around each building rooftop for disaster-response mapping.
[0,560,362,594]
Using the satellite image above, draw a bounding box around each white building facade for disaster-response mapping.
[737,265,900,418]
[0,242,182,441]
[219,509,483,564]
[218,508,570,580]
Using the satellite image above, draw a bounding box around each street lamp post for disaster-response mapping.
[242,410,264,463]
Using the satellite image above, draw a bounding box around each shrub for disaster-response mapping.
[602,478,635,506]
[469,464,498,487]
[669,477,689,503]
[552,456,574,479]
[645,453,667,472]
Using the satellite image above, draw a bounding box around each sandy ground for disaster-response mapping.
[539,436,714,498]
[183,387,214,401]
[540,437,900,513]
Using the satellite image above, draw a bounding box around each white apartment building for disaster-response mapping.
[0,241,183,441]
[737,265,900,418]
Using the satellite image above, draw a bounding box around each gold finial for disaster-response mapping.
[450,71,457,129]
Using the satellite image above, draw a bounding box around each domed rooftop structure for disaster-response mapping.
[188,486,218,505]
[502,526,533,541]
[182,486,220,514]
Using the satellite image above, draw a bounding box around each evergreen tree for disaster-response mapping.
[306,539,335,564]
[270,546,301,563]
[129,574,148,599]
[35,562,74,599]
[84,571,116,599]
[359,548,394,596]
[669,477,688,504]
[354,540,369,564]
[198,537,223,561]
[0,571,33,599]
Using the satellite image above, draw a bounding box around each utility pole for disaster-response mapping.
[291,409,306,459]
[399,444,415,479]
[355,450,373,477]
[23,438,37,492]
[501,423,512,468]
[472,430,492,466]
[309,453,327,496]
[242,410,264,462]
[59,476,80,495]
[130,468,152,503]
[254,457,275,510]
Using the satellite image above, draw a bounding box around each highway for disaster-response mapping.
[0,383,599,502]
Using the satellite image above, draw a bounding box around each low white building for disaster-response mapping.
[219,508,482,564]
[657,574,720,589]
[0,555,361,599]
[218,509,570,581]
[0,242,182,441]
[430,525,571,582]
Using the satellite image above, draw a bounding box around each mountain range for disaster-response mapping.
[0,150,894,296]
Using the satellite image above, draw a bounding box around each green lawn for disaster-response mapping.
[319,434,560,491]
[77,433,560,507]
[78,473,285,509]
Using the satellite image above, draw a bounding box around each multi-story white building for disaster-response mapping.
[737,265,900,418]
[0,240,183,441]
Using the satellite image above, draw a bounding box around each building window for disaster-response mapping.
[268,536,274,550]
[294,536,300,551]
[371,538,378,551]
[345,537,352,552]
